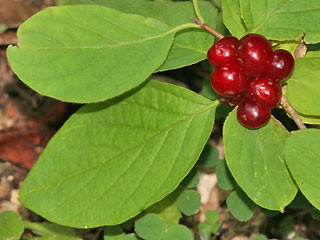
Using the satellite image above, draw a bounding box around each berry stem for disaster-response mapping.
[192,0,205,24]
[280,85,307,130]
[191,17,224,39]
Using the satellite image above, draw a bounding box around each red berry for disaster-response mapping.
[210,62,248,98]
[207,36,240,67]
[247,77,282,108]
[237,34,273,77]
[265,49,295,82]
[237,99,271,129]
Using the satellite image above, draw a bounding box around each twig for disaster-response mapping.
[191,17,224,40]
[280,85,307,130]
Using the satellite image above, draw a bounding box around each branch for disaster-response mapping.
[191,17,224,40]
[280,85,307,130]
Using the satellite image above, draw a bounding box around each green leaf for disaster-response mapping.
[216,159,236,190]
[145,187,182,228]
[210,223,220,234]
[222,0,247,39]
[285,129,320,210]
[223,109,297,211]
[297,112,320,125]
[7,6,176,103]
[198,144,219,168]
[104,226,125,240]
[226,189,254,222]
[24,221,80,240]
[55,0,218,71]
[205,210,219,224]
[0,211,24,240]
[163,225,193,240]
[177,190,201,216]
[252,235,268,240]
[134,213,166,240]
[198,222,211,240]
[18,80,218,228]
[287,57,320,116]
[181,168,200,189]
[240,0,320,43]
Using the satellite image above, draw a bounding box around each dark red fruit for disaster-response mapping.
[247,77,282,108]
[237,34,273,77]
[237,99,271,129]
[207,36,240,67]
[210,62,248,98]
[265,49,295,82]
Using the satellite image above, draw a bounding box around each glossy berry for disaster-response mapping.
[265,49,295,82]
[237,34,273,77]
[247,77,282,108]
[207,36,240,67]
[237,99,271,129]
[210,62,248,98]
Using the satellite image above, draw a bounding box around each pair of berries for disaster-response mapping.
[207,33,295,129]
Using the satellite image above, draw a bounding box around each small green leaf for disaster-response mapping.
[177,190,201,216]
[7,6,176,103]
[226,189,254,222]
[55,0,218,71]
[287,57,320,116]
[163,225,193,240]
[285,129,320,210]
[0,211,24,240]
[181,168,200,189]
[210,223,220,234]
[104,226,125,240]
[224,109,297,211]
[240,0,320,43]
[134,213,166,240]
[198,144,219,168]
[279,216,294,236]
[198,222,211,240]
[205,210,219,225]
[145,187,182,228]
[19,80,218,228]
[222,0,246,39]
[24,221,81,240]
[216,159,235,191]
[0,24,7,34]
[252,235,268,240]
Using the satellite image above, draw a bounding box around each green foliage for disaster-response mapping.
[55,0,219,72]
[198,144,220,168]
[24,221,81,240]
[216,159,235,190]
[18,80,218,228]
[181,168,200,189]
[252,235,268,240]
[239,0,320,43]
[145,187,182,228]
[134,213,166,240]
[0,211,24,240]
[224,109,297,211]
[104,226,140,240]
[287,57,320,116]
[285,129,320,210]
[226,188,254,222]
[222,0,246,38]
[163,225,193,240]
[205,210,219,224]
[223,0,320,43]
[177,189,201,216]
[7,6,178,103]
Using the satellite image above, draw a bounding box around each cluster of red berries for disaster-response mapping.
[207,33,294,129]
